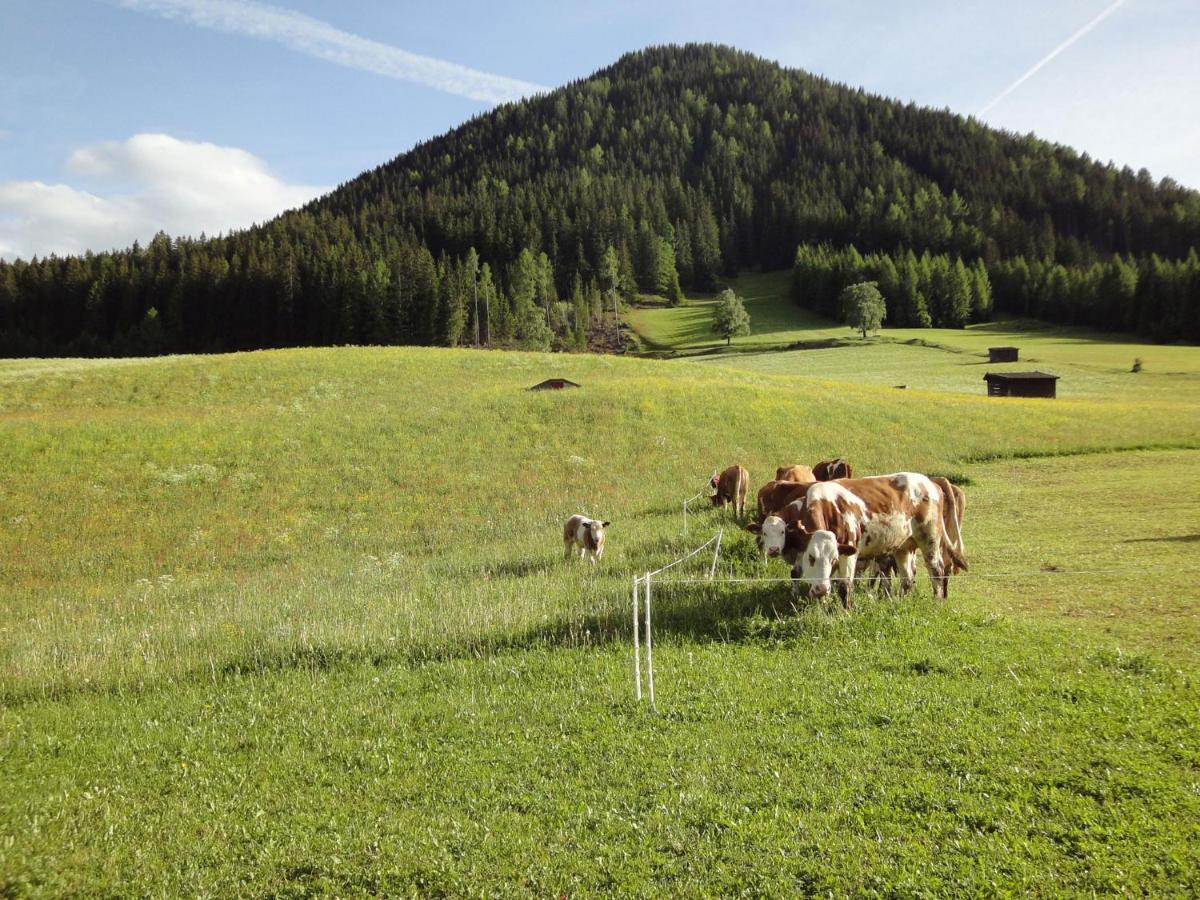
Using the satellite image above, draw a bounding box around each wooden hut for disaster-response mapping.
[528,378,580,391]
[988,346,1020,363]
[983,371,1059,398]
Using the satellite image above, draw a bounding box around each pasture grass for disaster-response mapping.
[4,598,1199,896]
[3,347,1198,700]
[2,340,1199,894]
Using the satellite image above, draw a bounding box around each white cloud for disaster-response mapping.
[0,133,327,260]
[119,0,548,104]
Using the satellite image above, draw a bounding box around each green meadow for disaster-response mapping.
[3,287,1200,893]
[630,270,1200,400]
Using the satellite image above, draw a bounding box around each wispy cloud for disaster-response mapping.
[119,0,548,104]
[0,133,327,260]
[978,0,1127,116]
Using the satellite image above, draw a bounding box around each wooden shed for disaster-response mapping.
[984,371,1059,398]
[988,346,1020,363]
[528,378,580,391]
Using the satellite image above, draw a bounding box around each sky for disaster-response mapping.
[1,0,1197,261]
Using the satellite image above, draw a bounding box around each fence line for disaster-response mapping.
[646,566,1200,586]
[633,527,726,707]
[681,485,710,535]
[646,530,723,578]
[631,528,1200,706]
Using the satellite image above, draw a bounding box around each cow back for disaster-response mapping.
[775,464,815,482]
[757,480,813,518]
[813,458,854,481]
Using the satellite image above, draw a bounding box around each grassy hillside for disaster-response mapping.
[3,345,1199,893]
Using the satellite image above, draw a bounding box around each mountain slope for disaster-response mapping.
[2,44,1198,356]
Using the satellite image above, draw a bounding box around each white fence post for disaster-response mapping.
[644,572,655,708]
[709,528,724,580]
[631,575,642,702]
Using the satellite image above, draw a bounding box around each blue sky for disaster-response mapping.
[1,0,1197,260]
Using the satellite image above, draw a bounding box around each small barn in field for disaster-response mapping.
[988,346,1020,363]
[984,371,1060,398]
[528,378,581,391]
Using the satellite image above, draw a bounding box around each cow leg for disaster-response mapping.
[836,554,858,610]
[564,538,574,561]
[914,524,948,599]
[894,548,916,595]
[915,541,947,598]
[872,558,894,597]
[927,555,947,598]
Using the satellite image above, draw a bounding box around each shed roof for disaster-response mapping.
[528,378,581,390]
[983,371,1060,381]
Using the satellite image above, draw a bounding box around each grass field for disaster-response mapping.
[3,313,1200,892]
[629,271,1200,400]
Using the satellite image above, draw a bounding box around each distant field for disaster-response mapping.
[3,345,1199,894]
[628,270,1200,400]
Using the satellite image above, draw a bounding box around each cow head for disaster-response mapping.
[585,519,610,551]
[790,529,857,598]
[746,515,790,559]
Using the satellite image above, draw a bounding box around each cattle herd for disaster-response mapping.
[725,458,966,606]
[564,456,967,609]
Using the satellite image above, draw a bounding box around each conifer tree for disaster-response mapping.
[712,288,751,344]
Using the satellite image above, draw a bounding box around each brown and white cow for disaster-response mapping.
[775,464,816,483]
[563,515,610,563]
[750,473,966,605]
[812,457,854,481]
[709,464,749,517]
[755,479,813,521]
[868,477,968,591]
[747,486,861,589]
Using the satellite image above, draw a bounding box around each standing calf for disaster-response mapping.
[709,464,750,517]
[563,515,610,563]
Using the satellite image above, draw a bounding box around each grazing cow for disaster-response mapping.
[775,464,816,482]
[812,457,854,481]
[756,479,815,519]
[563,515,610,563]
[752,474,966,606]
[710,465,750,517]
[869,478,968,591]
[746,496,854,570]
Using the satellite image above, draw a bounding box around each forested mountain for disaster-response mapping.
[2,43,1198,356]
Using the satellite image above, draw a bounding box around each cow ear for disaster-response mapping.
[837,543,857,556]
[601,521,610,528]
[745,522,761,534]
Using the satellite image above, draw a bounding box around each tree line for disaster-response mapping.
[792,243,1200,341]
[2,43,1198,356]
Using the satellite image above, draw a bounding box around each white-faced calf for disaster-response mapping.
[563,515,610,563]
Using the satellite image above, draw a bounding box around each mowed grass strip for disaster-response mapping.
[2,600,1197,896]
[3,347,1198,699]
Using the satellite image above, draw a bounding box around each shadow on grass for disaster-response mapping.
[1128,533,1200,544]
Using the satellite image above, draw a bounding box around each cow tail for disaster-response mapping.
[736,467,746,516]
[934,477,967,572]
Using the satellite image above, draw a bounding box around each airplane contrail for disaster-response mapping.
[119,0,548,104]
[978,0,1127,116]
